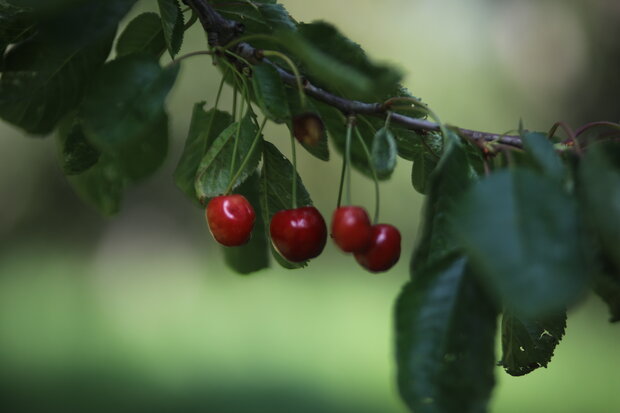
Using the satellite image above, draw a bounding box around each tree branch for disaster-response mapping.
[183,0,524,148]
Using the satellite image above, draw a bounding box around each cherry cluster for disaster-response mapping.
[331,206,401,272]
[205,196,400,272]
[203,112,401,272]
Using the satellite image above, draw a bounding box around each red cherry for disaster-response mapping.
[331,206,373,253]
[354,224,401,273]
[206,194,255,246]
[270,206,327,262]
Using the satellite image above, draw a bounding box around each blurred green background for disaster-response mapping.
[1,0,620,412]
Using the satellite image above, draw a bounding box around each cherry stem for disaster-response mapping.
[575,121,620,136]
[290,131,298,209]
[354,127,380,225]
[262,50,306,108]
[345,117,354,206]
[336,150,346,209]
[166,50,213,68]
[184,11,198,31]
[232,81,238,121]
[548,121,581,154]
[221,33,283,52]
[228,71,249,180]
[225,117,267,194]
[221,48,253,68]
[199,68,229,156]
[384,111,392,129]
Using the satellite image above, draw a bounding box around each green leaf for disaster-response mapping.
[521,132,565,182]
[57,115,101,175]
[251,62,290,123]
[214,1,296,39]
[114,113,168,183]
[174,103,233,201]
[222,172,270,274]
[453,169,591,317]
[157,0,184,57]
[0,0,136,134]
[0,4,36,65]
[371,126,397,177]
[593,262,620,323]
[500,310,566,376]
[116,12,166,57]
[80,54,179,151]
[411,149,440,195]
[259,141,312,269]
[0,28,112,135]
[579,142,620,271]
[396,256,497,413]
[313,100,388,179]
[194,113,262,202]
[411,141,476,272]
[68,155,124,216]
[276,21,402,101]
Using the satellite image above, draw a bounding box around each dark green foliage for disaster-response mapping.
[251,62,290,123]
[58,116,101,175]
[214,0,296,38]
[67,155,124,216]
[0,1,136,134]
[174,103,233,201]
[194,112,262,202]
[282,21,402,102]
[371,127,397,177]
[222,172,270,274]
[593,266,620,323]
[80,54,178,150]
[116,12,167,57]
[259,141,312,269]
[157,0,184,57]
[521,131,566,182]
[411,149,440,194]
[500,310,567,376]
[578,142,620,272]
[0,3,36,67]
[578,142,620,321]
[453,168,591,317]
[396,256,497,413]
[115,113,169,183]
[411,141,475,272]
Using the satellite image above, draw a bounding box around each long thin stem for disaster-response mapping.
[336,149,347,209]
[229,72,248,179]
[355,127,380,224]
[345,117,354,206]
[167,50,213,68]
[200,69,228,155]
[548,121,582,155]
[232,81,238,121]
[225,117,267,194]
[290,131,298,209]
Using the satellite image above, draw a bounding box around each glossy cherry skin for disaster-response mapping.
[331,206,373,253]
[354,224,401,273]
[206,195,255,247]
[270,206,327,262]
